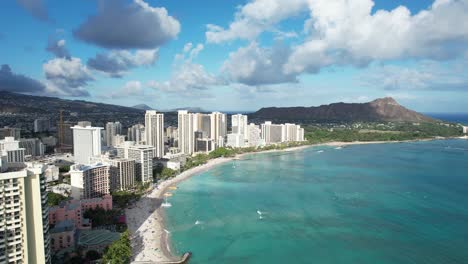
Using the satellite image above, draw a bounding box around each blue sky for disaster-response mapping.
[1,0,467,112]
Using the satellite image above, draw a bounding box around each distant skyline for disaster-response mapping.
[1,0,467,112]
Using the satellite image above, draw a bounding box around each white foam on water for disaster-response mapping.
[195,220,202,225]
[335,147,343,150]
[317,150,324,153]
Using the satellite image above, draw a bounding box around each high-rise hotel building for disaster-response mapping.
[231,114,248,136]
[71,125,103,164]
[178,111,196,155]
[145,111,165,158]
[0,163,51,264]
[210,112,227,145]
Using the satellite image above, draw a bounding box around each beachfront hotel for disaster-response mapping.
[145,110,165,158]
[0,162,51,264]
[231,114,248,136]
[178,110,196,155]
[261,122,305,144]
[210,112,228,146]
[116,142,155,183]
[70,163,111,200]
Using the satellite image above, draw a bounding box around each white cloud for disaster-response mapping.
[285,0,468,74]
[46,38,70,59]
[206,0,307,43]
[148,63,222,93]
[102,80,147,99]
[221,42,298,85]
[209,0,468,87]
[148,43,223,95]
[87,49,158,77]
[43,57,94,96]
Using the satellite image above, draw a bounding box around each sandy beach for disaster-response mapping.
[127,138,449,263]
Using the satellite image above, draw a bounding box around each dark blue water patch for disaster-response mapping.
[425,112,468,125]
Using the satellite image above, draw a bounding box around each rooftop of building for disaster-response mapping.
[77,229,120,247]
[51,219,75,233]
[71,125,103,130]
[70,163,109,172]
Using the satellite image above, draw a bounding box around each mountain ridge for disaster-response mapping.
[251,97,435,123]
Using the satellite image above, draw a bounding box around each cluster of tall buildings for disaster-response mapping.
[226,116,305,148]
[65,110,305,209]
[177,111,227,154]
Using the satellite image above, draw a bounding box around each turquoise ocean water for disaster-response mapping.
[165,140,468,264]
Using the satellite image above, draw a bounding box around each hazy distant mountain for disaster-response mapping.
[0,91,144,115]
[132,104,154,110]
[251,97,436,123]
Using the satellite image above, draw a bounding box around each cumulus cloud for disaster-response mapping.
[74,0,180,49]
[87,49,158,77]
[100,80,148,99]
[148,63,222,93]
[361,61,468,91]
[0,64,46,94]
[46,38,70,59]
[148,43,223,95]
[284,0,468,74]
[209,0,468,86]
[16,0,49,21]
[43,57,93,96]
[206,0,307,43]
[221,42,298,86]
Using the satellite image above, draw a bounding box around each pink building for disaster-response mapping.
[49,195,113,229]
[50,220,76,251]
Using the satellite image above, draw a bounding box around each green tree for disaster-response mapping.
[83,207,120,227]
[59,165,70,173]
[102,231,132,264]
[47,192,68,206]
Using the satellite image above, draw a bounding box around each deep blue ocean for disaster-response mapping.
[426,113,468,125]
[165,140,468,263]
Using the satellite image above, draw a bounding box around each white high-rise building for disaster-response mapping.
[196,114,211,138]
[70,163,110,200]
[71,125,102,164]
[261,122,285,144]
[247,123,264,147]
[210,112,227,147]
[226,133,245,148]
[178,110,196,155]
[109,158,136,191]
[105,122,122,147]
[283,123,305,142]
[128,124,145,144]
[0,137,26,164]
[231,114,248,136]
[116,142,155,183]
[145,111,165,158]
[0,163,51,264]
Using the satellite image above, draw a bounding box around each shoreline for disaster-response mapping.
[127,137,463,262]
